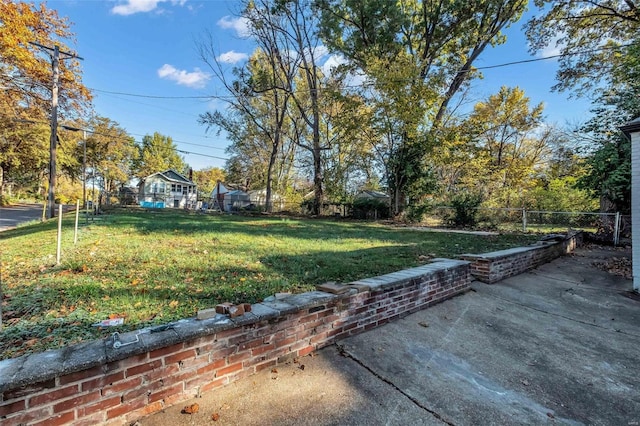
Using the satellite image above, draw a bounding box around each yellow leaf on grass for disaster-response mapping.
[169,300,179,308]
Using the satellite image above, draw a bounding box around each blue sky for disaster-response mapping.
[49,0,592,171]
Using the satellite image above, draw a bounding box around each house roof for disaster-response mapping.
[356,190,390,199]
[621,116,640,138]
[144,169,195,185]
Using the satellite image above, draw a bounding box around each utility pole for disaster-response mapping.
[30,42,83,219]
[61,125,88,209]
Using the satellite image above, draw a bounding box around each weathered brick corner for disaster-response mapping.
[459,231,583,283]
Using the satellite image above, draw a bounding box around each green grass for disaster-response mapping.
[0,208,537,359]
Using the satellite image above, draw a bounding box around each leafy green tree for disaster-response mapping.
[192,167,226,197]
[133,132,186,179]
[526,0,639,95]
[318,0,527,214]
[464,86,551,207]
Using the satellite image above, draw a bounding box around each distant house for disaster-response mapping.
[355,190,390,202]
[210,181,250,212]
[138,169,197,209]
[247,189,285,211]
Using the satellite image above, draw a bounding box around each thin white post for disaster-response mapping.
[56,204,62,265]
[613,212,620,246]
[74,200,79,245]
[522,208,527,232]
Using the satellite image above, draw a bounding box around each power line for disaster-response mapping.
[87,43,632,99]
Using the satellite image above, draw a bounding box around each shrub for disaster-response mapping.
[450,193,483,227]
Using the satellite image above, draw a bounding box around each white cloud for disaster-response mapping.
[537,33,566,58]
[321,54,348,77]
[218,50,249,64]
[111,0,186,16]
[217,16,251,38]
[157,64,211,88]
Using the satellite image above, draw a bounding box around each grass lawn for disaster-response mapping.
[0,208,537,359]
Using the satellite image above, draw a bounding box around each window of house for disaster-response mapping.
[159,182,166,193]
[171,184,176,192]
[176,184,182,193]
[183,186,188,194]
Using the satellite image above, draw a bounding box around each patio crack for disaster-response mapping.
[335,343,456,426]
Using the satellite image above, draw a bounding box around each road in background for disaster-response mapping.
[0,203,44,232]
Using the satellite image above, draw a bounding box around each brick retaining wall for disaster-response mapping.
[0,259,470,426]
[459,232,583,283]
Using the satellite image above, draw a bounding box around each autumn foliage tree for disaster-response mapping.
[0,0,91,201]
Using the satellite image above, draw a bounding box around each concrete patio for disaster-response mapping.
[144,245,638,426]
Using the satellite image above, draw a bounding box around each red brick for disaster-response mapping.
[115,353,149,370]
[196,358,226,375]
[58,367,104,386]
[164,390,195,407]
[52,391,100,413]
[102,377,143,396]
[251,343,276,356]
[126,359,162,377]
[210,346,238,359]
[77,395,121,418]
[28,385,78,407]
[127,400,163,421]
[81,371,126,392]
[298,346,315,357]
[216,362,243,377]
[274,335,297,349]
[4,379,56,399]
[4,406,52,425]
[165,349,196,365]
[159,370,192,388]
[185,374,213,390]
[149,343,184,359]
[254,360,277,372]
[106,396,146,420]
[122,379,164,402]
[236,337,263,351]
[215,327,244,340]
[31,410,75,426]
[0,399,25,417]
[143,364,179,383]
[148,383,183,403]
[228,350,252,364]
[200,377,228,393]
[178,355,210,371]
[72,412,105,426]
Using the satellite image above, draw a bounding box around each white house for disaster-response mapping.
[138,169,197,209]
[620,117,639,292]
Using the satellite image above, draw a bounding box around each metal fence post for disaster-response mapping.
[614,212,620,246]
[522,208,527,232]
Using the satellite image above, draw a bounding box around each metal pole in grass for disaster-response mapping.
[522,208,527,232]
[57,204,62,265]
[74,200,80,245]
[614,212,621,246]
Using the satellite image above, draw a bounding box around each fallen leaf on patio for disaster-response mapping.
[521,379,530,386]
[211,413,220,421]
[418,321,429,328]
[181,403,199,414]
